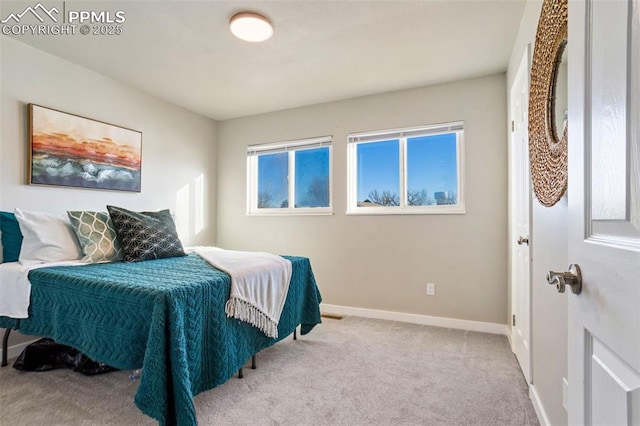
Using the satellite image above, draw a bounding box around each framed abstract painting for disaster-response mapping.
[28,104,142,192]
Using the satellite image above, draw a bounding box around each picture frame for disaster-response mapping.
[28,104,142,192]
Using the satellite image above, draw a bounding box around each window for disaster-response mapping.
[247,136,332,215]
[347,122,464,214]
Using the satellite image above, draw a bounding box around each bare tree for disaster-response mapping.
[258,191,273,208]
[308,176,329,206]
[363,188,445,206]
[407,189,434,206]
[259,191,288,208]
[297,176,329,207]
[367,189,400,206]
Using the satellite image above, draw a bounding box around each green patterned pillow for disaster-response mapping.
[67,211,123,263]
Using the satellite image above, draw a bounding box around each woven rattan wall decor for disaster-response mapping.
[528,0,568,206]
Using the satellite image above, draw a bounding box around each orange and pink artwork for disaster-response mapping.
[29,104,142,192]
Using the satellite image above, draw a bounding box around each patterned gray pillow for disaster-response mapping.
[106,206,185,262]
[67,211,123,263]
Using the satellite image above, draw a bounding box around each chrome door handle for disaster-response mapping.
[517,236,529,245]
[547,264,582,294]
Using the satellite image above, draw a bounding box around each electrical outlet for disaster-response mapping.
[562,377,568,411]
[426,283,436,296]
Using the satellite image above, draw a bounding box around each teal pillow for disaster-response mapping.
[0,211,24,262]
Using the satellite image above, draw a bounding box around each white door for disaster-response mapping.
[567,0,640,424]
[510,48,532,383]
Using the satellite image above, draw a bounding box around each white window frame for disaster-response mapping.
[247,136,333,216]
[347,121,465,215]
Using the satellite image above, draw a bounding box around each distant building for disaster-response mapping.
[434,192,448,205]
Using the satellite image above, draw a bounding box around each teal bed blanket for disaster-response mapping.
[0,253,322,425]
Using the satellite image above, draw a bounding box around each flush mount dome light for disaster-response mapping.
[229,12,273,42]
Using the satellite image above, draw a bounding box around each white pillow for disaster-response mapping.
[15,208,83,265]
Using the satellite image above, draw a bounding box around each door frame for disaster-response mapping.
[508,45,533,384]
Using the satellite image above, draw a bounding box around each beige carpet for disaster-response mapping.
[0,316,539,425]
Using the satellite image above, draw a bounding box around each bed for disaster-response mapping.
[0,253,322,425]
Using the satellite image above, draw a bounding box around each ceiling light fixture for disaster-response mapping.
[229,12,273,43]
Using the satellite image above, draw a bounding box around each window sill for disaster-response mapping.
[346,206,466,216]
[247,210,334,217]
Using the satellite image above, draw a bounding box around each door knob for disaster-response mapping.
[547,264,582,294]
[517,236,529,245]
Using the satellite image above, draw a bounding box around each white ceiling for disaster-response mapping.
[5,1,526,120]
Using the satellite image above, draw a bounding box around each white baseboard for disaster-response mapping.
[529,384,551,426]
[320,303,508,335]
[0,338,38,365]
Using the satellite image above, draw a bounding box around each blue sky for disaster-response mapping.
[406,134,458,196]
[357,140,400,198]
[258,134,457,207]
[257,147,330,208]
[357,133,458,202]
[258,152,288,207]
[295,148,329,207]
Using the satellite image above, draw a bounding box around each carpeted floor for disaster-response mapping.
[0,316,539,425]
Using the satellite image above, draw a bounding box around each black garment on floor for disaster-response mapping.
[13,338,117,375]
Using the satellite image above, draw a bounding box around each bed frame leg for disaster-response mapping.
[293,328,297,341]
[2,328,11,367]
[238,367,243,379]
[251,355,256,370]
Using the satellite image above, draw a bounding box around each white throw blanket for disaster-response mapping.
[194,247,292,338]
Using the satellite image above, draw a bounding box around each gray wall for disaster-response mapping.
[216,74,509,325]
[0,38,218,348]
[506,1,568,424]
